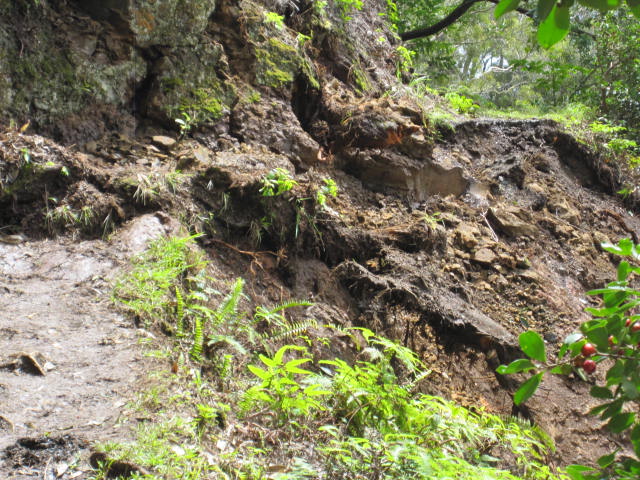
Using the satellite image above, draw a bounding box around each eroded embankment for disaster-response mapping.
[1,110,637,471]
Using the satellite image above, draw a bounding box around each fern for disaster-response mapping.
[175,286,185,336]
[266,299,314,314]
[207,334,248,356]
[190,317,204,361]
[215,278,245,326]
[261,318,318,342]
[254,299,314,328]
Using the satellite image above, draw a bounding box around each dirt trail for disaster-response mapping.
[0,216,175,478]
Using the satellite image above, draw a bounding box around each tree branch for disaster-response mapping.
[400,0,483,41]
[399,0,595,42]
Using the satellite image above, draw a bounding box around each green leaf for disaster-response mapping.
[631,424,640,457]
[590,402,610,416]
[559,332,583,358]
[537,0,556,20]
[259,353,277,368]
[494,0,521,18]
[550,364,573,374]
[629,0,640,18]
[538,4,570,48]
[519,331,546,362]
[248,364,270,381]
[284,358,313,375]
[618,261,632,281]
[565,464,596,480]
[621,379,640,400]
[597,451,616,468]
[514,372,543,405]
[607,412,635,433]
[583,326,609,351]
[496,358,536,374]
[600,398,623,420]
[273,345,305,365]
[602,238,640,259]
[590,386,613,399]
[606,360,625,386]
[584,306,619,317]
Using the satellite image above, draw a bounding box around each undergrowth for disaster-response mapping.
[103,235,569,480]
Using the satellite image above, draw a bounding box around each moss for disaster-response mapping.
[161,77,186,93]
[151,42,236,127]
[268,38,297,55]
[350,64,371,93]
[255,47,296,88]
[179,88,225,120]
[254,38,320,89]
[244,3,320,91]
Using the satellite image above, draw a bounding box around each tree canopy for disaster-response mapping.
[400,0,640,47]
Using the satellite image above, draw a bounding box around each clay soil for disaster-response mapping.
[0,111,638,476]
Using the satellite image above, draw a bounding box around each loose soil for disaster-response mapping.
[0,215,180,478]
[2,111,638,476]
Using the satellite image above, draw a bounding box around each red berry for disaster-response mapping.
[632,322,640,333]
[626,318,632,327]
[608,335,615,346]
[583,359,597,374]
[581,343,597,357]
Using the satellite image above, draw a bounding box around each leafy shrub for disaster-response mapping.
[498,238,640,480]
[259,168,298,197]
[445,92,479,115]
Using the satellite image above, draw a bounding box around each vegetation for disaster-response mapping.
[104,235,568,479]
[498,239,640,479]
[395,1,640,147]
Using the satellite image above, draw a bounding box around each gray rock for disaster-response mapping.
[488,207,538,237]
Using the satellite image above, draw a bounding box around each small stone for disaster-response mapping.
[548,197,581,224]
[454,222,480,249]
[151,135,177,151]
[473,248,497,266]
[488,207,538,237]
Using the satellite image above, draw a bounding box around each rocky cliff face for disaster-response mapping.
[1,0,638,474]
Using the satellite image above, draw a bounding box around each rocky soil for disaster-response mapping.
[1,0,639,477]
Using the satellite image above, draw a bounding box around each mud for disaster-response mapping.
[0,214,178,478]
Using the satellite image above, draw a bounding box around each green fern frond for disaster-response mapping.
[190,317,204,362]
[499,414,556,452]
[268,299,314,314]
[175,286,185,336]
[215,278,245,325]
[261,318,319,342]
[207,334,248,356]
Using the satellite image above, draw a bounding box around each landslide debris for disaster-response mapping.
[1,0,638,476]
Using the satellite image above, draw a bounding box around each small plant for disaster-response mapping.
[497,238,640,480]
[45,204,77,232]
[589,120,626,136]
[264,11,285,30]
[315,177,339,209]
[422,211,442,229]
[259,168,297,197]
[314,0,328,14]
[132,174,159,205]
[335,0,363,21]
[78,206,94,228]
[242,345,330,425]
[607,137,638,154]
[445,92,479,115]
[395,45,416,79]
[113,235,206,327]
[175,111,194,139]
